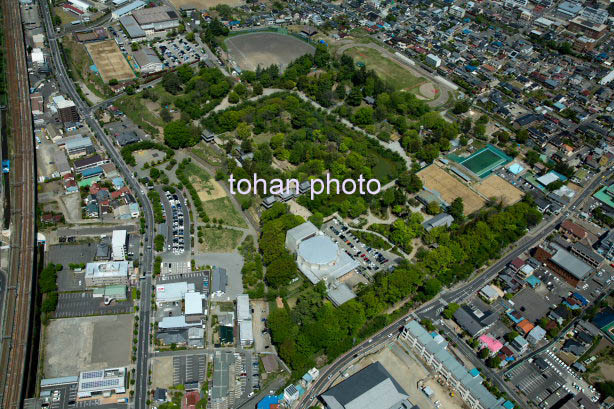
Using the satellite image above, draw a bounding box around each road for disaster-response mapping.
[0,0,37,407]
[297,168,612,409]
[39,2,156,407]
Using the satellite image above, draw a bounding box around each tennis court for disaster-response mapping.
[459,145,512,179]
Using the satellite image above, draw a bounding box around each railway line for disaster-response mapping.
[0,0,37,407]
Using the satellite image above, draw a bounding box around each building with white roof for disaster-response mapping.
[236,294,251,321]
[77,367,126,398]
[236,294,253,346]
[286,222,360,306]
[31,48,44,64]
[68,0,91,12]
[239,320,253,347]
[112,230,127,261]
[536,172,560,187]
[286,222,359,285]
[185,291,204,316]
[84,261,131,287]
[155,281,193,305]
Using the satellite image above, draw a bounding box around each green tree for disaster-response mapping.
[352,107,374,125]
[479,348,490,359]
[154,234,165,251]
[426,201,441,215]
[452,99,471,114]
[160,108,172,123]
[252,82,263,96]
[346,87,362,106]
[442,302,460,319]
[164,120,193,149]
[449,197,464,221]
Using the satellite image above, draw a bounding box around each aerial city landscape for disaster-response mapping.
[2,0,614,407]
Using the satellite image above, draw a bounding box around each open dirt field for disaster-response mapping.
[170,0,243,8]
[417,165,485,215]
[44,315,133,377]
[476,175,523,205]
[225,33,315,72]
[196,178,226,202]
[151,356,174,389]
[86,40,135,82]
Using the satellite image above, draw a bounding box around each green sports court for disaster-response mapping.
[456,145,512,179]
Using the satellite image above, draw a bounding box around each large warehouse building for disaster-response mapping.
[132,6,179,37]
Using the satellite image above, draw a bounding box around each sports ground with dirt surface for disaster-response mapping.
[225,32,315,72]
[417,164,485,216]
[85,40,135,82]
[476,175,523,205]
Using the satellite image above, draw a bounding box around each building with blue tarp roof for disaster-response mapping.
[525,275,541,288]
[82,166,103,179]
[257,395,279,409]
[572,292,588,306]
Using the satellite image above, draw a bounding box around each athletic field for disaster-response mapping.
[458,145,512,179]
[225,32,315,72]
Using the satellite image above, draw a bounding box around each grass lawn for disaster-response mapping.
[114,94,165,137]
[203,197,247,228]
[192,142,224,166]
[53,7,77,24]
[61,36,110,99]
[199,227,243,252]
[182,161,210,182]
[343,47,425,92]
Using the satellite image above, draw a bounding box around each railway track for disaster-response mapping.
[0,0,36,406]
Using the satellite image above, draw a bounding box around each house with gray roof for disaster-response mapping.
[453,305,499,337]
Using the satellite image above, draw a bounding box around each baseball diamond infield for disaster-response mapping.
[224,32,315,72]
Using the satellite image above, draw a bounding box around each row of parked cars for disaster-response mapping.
[165,190,185,255]
[328,220,389,273]
[157,37,204,67]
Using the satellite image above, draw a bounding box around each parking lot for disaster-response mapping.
[55,292,133,318]
[159,188,189,256]
[322,219,395,279]
[160,261,192,277]
[156,36,205,68]
[506,359,564,404]
[540,349,599,401]
[173,354,206,385]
